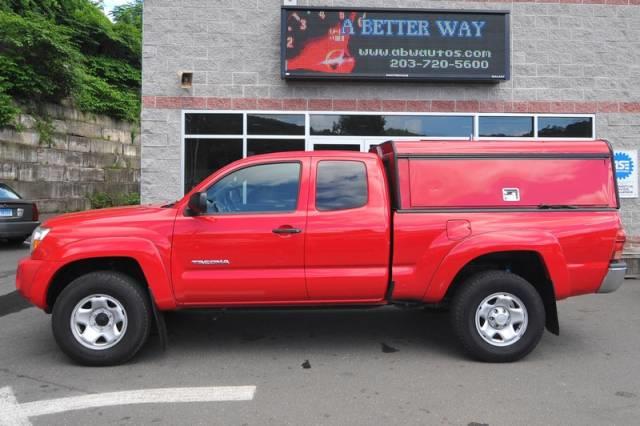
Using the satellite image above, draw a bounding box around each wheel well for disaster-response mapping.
[46,257,148,312]
[445,251,559,335]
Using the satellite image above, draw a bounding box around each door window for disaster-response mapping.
[316,161,368,211]
[205,163,301,214]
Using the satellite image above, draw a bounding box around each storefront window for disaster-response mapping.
[313,144,361,151]
[185,113,242,135]
[310,114,472,137]
[184,138,242,193]
[183,112,595,194]
[479,116,534,138]
[247,139,305,156]
[247,114,305,135]
[538,116,593,138]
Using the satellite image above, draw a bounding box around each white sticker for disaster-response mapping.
[502,188,520,202]
[615,150,638,198]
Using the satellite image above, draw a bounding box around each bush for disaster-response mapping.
[87,191,140,209]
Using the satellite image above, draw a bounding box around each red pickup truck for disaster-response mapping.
[17,140,626,366]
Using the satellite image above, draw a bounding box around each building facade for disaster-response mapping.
[141,0,640,238]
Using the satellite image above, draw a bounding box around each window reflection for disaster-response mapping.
[247,139,305,156]
[247,114,305,135]
[538,117,592,138]
[316,161,367,211]
[185,113,243,135]
[310,114,472,137]
[479,116,534,137]
[206,163,300,214]
[313,144,361,151]
[184,138,243,193]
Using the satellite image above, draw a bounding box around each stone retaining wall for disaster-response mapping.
[0,104,140,213]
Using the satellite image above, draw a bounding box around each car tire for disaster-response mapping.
[7,237,26,245]
[52,271,152,366]
[451,270,545,363]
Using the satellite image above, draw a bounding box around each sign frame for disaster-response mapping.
[280,6,511,83]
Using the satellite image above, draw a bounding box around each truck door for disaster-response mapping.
[304,157,391,301]
[171,159,310,304]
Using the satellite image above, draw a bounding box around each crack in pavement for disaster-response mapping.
[0,368,92,395]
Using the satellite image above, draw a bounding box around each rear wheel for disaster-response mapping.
[52,271,152,366]
[451,270,545,362]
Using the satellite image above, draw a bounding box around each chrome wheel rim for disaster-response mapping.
[475,292,528,347]
[70,294,128,350]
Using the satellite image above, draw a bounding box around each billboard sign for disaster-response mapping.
[281,7,510,82]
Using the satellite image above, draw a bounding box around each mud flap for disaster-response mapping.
[149,291,168,350]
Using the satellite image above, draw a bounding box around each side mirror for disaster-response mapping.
[187,192,207,216]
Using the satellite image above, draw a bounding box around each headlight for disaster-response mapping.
[30,226,50,253]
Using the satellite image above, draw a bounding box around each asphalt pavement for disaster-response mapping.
[0,241,639,425]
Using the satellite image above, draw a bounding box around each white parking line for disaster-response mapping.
[0,385,256,425]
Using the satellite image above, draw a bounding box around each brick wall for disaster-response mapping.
[141,0,640,237]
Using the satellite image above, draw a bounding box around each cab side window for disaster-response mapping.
[316,161,368,211]
[206,162,300,214]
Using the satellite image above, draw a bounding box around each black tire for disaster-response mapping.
[451,270,545,363]
[6,237,27,245]
[52,271,152,366]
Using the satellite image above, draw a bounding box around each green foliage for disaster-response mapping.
[34,116,55,147]
[87,55,140,89]
[75,69,140,122]
[0,12,80,102]
[0,0,141,125]
[87,191,140,209]
[0,86,20,127]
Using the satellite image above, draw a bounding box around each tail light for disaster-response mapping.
[32,203,39,221]
[612,227,626,261]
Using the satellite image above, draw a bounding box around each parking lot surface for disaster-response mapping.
[1,242,639,425]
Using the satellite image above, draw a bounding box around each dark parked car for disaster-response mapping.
[0,183,39,243]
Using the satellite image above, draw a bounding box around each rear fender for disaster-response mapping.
[53,237,176,309]
[423,231,570,302]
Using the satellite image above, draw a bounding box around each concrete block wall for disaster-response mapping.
[0,104,140,213]
[141,0,640,240]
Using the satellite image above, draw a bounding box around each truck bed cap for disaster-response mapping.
[386,140,611,157]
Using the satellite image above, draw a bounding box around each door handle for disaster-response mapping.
[272,227,302,234]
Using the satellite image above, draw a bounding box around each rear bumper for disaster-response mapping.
[0,221,39,238]
[597,261,627,294]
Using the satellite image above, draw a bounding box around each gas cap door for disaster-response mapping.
[446,219,471,241]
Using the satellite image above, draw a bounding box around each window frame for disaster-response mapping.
[181,110,596,195]
[315,160,369,212]
[200,160,303,216]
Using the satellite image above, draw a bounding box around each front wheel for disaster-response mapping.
[451,270,545,362]
[52,271,152,366]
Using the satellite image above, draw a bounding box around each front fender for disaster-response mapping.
[51,237,176,309]
[423,231,571,302]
